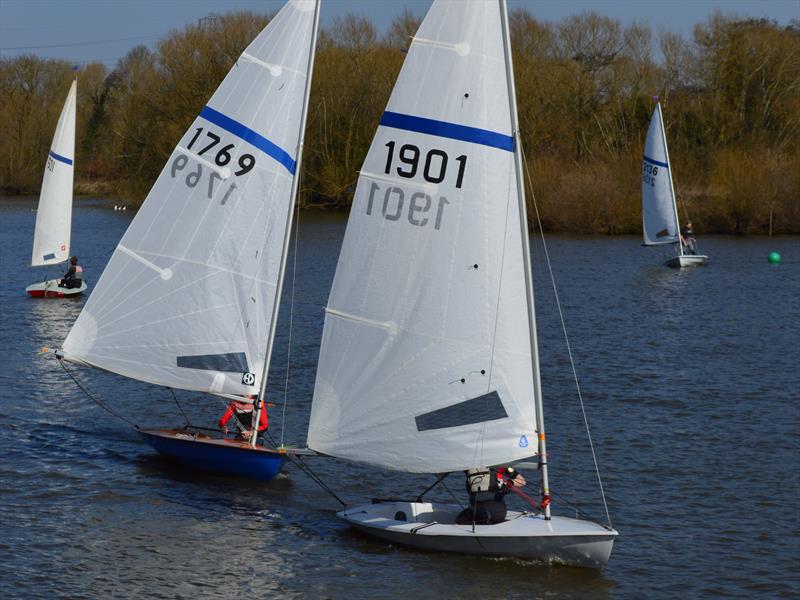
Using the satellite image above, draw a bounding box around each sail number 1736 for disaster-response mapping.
[642,162,659,187]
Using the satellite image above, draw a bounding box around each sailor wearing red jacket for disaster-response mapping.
[219,395,268,439]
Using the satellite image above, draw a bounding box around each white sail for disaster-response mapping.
[61,0,318,397]
[642,103,680,246]
[32,79,76,267]
[307,0,538,473]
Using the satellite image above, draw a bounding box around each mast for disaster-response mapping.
[498,0,551,520]
[658,103,683,257]
[250,0,321,448]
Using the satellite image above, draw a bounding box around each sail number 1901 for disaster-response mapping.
[366,182,449,230]
[384,141,467,189]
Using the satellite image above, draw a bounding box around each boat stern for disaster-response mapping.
[26,279,87,298]
[665,254,708,268]
[338,501,618,569]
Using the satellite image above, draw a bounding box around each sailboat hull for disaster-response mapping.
[26,278,87,298]
[665,254,707,268]
[339,501,617,569]
[139,429,288,481]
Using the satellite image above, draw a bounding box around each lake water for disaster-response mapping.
[1,197,798,599]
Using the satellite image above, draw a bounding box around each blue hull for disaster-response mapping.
[139,429,287,481]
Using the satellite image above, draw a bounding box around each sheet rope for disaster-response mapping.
[519,142,613,529]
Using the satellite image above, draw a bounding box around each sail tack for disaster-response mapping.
[32,80,76,267]
[642,103,679,246]
[307,0,538,473]
[62,0,318,397]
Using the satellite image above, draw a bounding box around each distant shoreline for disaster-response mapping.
[5,194,798,236]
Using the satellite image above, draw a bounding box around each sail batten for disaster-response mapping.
[61,0,319,397]
[307,0,538,474]
[32,80,77,267]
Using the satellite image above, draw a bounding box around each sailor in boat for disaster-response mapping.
[681,221,698,255]
[59,256,83,289]
[219,395,269,440]
[454,467,527,525]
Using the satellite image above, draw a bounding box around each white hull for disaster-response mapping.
[339,501,617,569]
[665,254,707,268]
[26,278,87,298]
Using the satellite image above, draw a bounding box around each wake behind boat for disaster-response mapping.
[642,102,708,268]
[305,0,617,568]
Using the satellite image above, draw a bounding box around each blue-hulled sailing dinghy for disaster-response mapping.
[56,0,321,481]
[138,429,288,481]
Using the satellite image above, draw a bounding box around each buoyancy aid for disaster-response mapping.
[219,399,268,432]
[466,467,503,503]
[61,263,83,288]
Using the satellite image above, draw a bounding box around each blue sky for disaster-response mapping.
[1,0,798,67]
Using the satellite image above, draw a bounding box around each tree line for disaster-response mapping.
[1,8,798,233]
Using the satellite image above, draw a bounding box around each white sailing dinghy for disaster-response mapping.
[27,79,86,298]
[642,102,707,268]
[55,0,320,480]
[306,0,617,568]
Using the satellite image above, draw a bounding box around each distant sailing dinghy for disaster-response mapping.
[56,0,321,480]
[642,102,707,268]
[26,80,86,298]
[306,0,617,568]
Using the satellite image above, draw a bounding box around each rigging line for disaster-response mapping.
[519,143,613,529]
[1,34,161,51]
[675,189,691,223]
[416,472,449,502]
[483,157,516,407]
[168,388,191,428]
[280,184,302,447]
[58,358,138,429]
[551,490,602,525]
[276,445,346,508]
[534,228,577,511]
[439,478,465,509]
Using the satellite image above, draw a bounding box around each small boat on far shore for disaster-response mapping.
[27,79,87,297]
[642,102,708,268]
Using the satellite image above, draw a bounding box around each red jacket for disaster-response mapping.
[219,400,268,431]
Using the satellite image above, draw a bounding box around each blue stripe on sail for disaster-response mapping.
[49,151,73,166]
[42,253,57,261]
[643,155,669,169]
[379,111,514,152]
[199,105,296,174]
